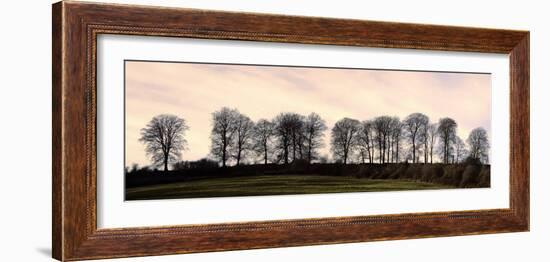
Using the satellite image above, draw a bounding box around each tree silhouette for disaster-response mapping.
[373,116,392,163]
[289,114,305,162]
[273,113,305,164]
[253,119,274,164]
[421,122,430,163]
[273,113,293,164]
[206,109,484,167]
[358,120,375,163]
[331,118,361,164]
[304,113,327,163]
[232,113,255,166]
[467,127,490,163]
[390,117,403,163]
[210,107,239,167]
[139,114,189,172]
[437,117,457,164]
[426,123,438,163]
[404,113,429,164]
[453,136,467,163]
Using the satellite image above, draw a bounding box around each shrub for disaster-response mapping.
[478,165,491,187]
[462,156,482,165]
[289,159,310,172]
[460,165,481,187]
[403,164,422,180]
[420,165,438,183]
[389,164,408,180]
[439,165,465,187]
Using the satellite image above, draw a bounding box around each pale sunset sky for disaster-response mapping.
[125,61,491,167]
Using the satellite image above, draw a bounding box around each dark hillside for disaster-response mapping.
[126,162,490,189]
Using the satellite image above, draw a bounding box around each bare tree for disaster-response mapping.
[288,114,306,162]
[453,136,467,163]
[467,127,490,164]
[139,114,189,172]
[386,118,394,163]
[273,113,299,164]
[253,119,274,164]
[373,118,384,163]
[390,117,403,163]
[331,118,361,164]
[437,117,457,164]
[357,120,375,163]
[232,113,255,166]
[404,113,429,163]
[373,116,393,163]
[210,107,238,167]
[427,123,438,163]
[420,120,434,164]
[303,113,327,163]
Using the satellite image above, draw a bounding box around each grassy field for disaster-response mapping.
[125,174,451,200]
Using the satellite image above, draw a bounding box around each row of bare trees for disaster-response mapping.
[139,110,490,170]
[329,113,488,165]
[209,107,327,167]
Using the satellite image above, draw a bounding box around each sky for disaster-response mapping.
[125,61,491,167]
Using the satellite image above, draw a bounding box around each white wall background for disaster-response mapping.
[0,0,546,261]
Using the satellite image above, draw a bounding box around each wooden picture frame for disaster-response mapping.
[52,1,529,261]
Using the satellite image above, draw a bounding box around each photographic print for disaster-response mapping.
[124,61,491,201]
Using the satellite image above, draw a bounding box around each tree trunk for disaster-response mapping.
[370,141,374,163]
[412,138,416,164]
[307,140,312,163]
[384,135,387,163]
[430,146,433,164]
[389,138,394,163]
[378,139,382,163]
[444,141,448,164]
[292,134,296,162]
[367,148,371,164]
[283,138,289,164]
[396,140,400,163]
[298,142,303,160]
[222,148,226,167]
[424,141,428,164]
[344,151,348,164]
[222,134,227,167]
[388,138,391,163]
[264,143,268,165]
[236,148,241,166]
[163,153,168,172]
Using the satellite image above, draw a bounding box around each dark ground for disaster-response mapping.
[125,162,490,200]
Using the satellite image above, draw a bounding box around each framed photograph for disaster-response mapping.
[52,1,529,261]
